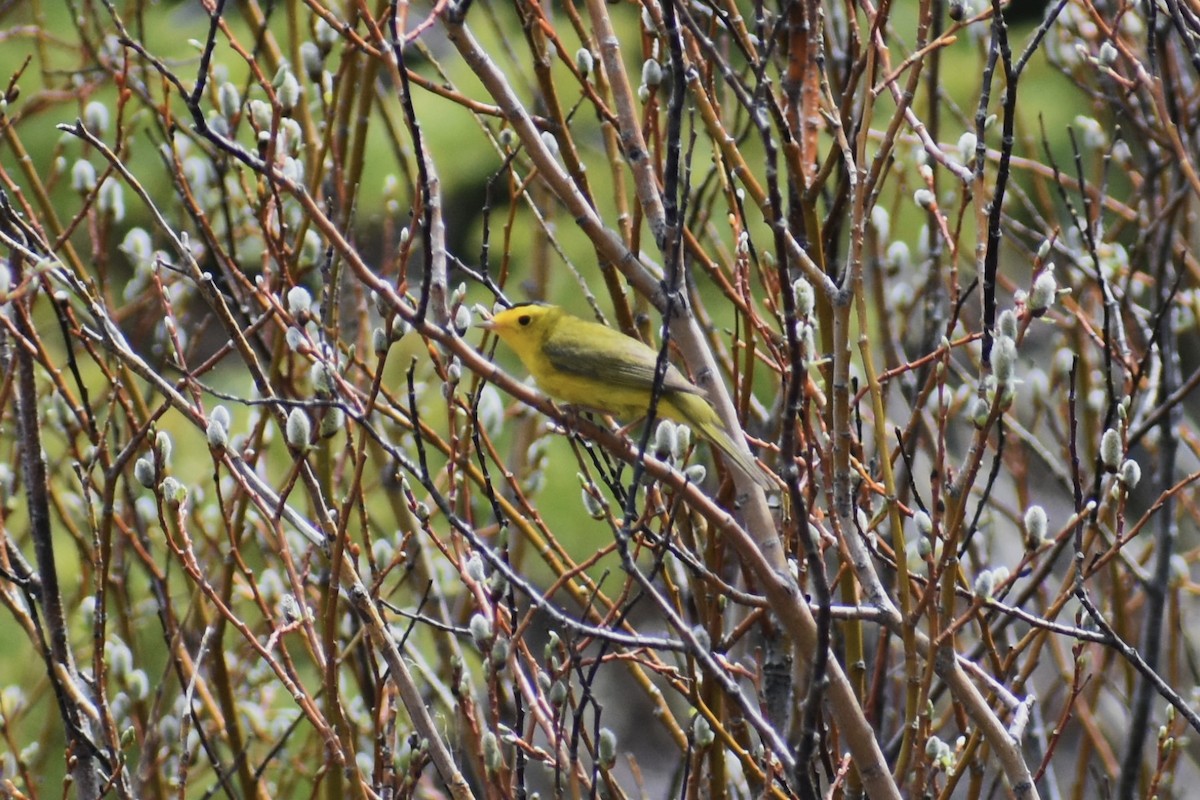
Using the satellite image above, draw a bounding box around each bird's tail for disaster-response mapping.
[672,394,777,490]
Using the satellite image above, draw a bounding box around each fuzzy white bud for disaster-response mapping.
[1030,270,1057,315]
[286,408,311,449]
[311,362,337,396]
[1119,458,1141,488]
[1024,505,1047,547]
[206,417,228,450]
[792,277,815,319]
[469,613,493,650]
[887,241,911,273]
[160,476,188,505]
[71,160,97,193]
[1100,427,1122,471]
[155,431,172,467]
[372,326,390,355]
[870,205,890,241]
[454,305,472,335]
[974,570,996,599]
[219,82,241,119]
[134,457,155,489]
[653,420,677,459]
[315,17,338,51]
[598,728,618,767]
[300,42,323,81]
[287,286,313,315]
[575,48,594,78]
[956,131,977,165]
[642,59,663,87]
[1112,139,1132,165]
[476,385,504,437]
[692,715,715,747]
[464,553,486,582]
[997,309,1018,340]
[992,335,1017,385]
[319,407,344,438]
[97,181,125,221]
[84,101,110,136]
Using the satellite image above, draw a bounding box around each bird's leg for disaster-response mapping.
[546,403,583,436]
[548,404,610,438]
[549,405,634,440]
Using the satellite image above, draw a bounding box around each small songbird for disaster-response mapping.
[478,303,775,489]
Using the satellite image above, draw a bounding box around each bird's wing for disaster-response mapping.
[541,324,704,396]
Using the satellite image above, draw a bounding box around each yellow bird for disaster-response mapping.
[478,303,775,489]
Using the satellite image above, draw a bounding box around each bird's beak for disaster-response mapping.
[476,317,497,331]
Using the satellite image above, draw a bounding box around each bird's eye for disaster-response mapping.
[518,314,531,326]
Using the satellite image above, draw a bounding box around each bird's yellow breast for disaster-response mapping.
[532,364,682,421]
[486,303,699,421]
